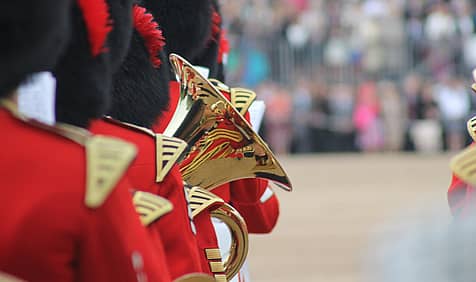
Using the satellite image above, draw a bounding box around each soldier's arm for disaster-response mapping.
[75,136,169,281]
[156,166,204,279]
[229,179,279,233]
[78,176,170,282]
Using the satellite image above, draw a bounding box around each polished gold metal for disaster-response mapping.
[467,116,476,142]
[174,273,216,282]
[155,135,188,182]
[102,118,188,183]
[213,274,227,282]
[210,204,249,281]
[84,135,137,208]
[450,145,476,185]
[205,248,222,260]
[204,248,227,282]
[186,186,248,281]
[209,261,225,273]
[209,79,256,116]
[166,54,292,191]
[187,185,225,218]
[133,191,173,226]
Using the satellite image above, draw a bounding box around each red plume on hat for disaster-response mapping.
[133,5,165,68]
[210,9,221,43]
[77,0,112,56]
[54,0,117,128]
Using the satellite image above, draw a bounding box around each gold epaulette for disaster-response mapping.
[0,101,137,209]
[209,79,256,116]
[155,135,188,182]
[103,118,187,183]
[49,125,137,209]
[451,145,476,185]
[85,135,137,208]
[230,88,256,116]
[133,191,173,226]
[55,123,137,208]
[185,185,224,218]
[467,116,476,142]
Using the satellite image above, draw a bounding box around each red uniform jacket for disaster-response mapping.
[155,81,280,233]
[448,173,476,217]
[90,118,203,279]
[448,143,476,217]
[153,82,221,276]
[0,107,167,282]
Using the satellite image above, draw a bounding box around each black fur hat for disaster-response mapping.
[108,4,169,128]
[54,0,133,128]
[107,0,135,71]
[191,0,222,80]
[143,0,213,61]
[0,0,72,97]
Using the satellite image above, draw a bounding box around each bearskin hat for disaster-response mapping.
[106,0,135,71]
[108,4,169,128]
[142,0,213,62]
[54,0,133,128]
[191,0,223,80]
[0,0,72,98]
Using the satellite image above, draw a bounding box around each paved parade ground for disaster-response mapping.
[247,153,454,282]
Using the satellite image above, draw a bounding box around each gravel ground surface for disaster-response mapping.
[246,153,454,282]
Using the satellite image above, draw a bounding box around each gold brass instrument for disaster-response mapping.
[174,273,215,282]
[187,185,249,281]
[165,54,292,192]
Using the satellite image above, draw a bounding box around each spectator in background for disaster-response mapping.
[309,80,330,152]
[327,83,356,152]
[291,78,313,153]
[263,83,293,154]
[409,80,443,153]
[219,0,476,154]
[379,81,406,151]
[434,75,471,151]
[353,81,384,152]
[402,73,443,152]
[424,2,458,78]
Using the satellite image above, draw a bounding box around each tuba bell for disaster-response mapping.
[164,54,292,192]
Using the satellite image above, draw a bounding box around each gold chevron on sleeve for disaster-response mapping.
[133,191,173,226]
[208,79,257,116]
[186,186,225,218]
[467,116,476,142]
[155,135,188,182]
[230,87,256,116]
[174,273,216,282]
[85,136,137,208]
[450,145,476,186]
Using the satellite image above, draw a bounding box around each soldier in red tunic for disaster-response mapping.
[82,4,204,279]
[142,2,284,281]
[137,2,227,280]
[0,0,170,281]
[447,77,476,218]
[146,0,281,235]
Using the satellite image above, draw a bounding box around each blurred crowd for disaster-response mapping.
[220,0,476,154]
